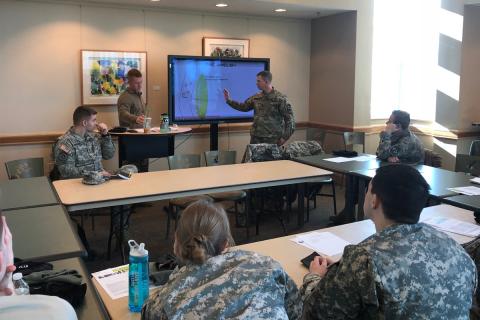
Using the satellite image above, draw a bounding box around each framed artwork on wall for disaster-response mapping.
[202,37,250,58]
[81,50,147,106]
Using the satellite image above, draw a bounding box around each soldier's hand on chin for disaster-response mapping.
[277,138,286,146]
[96,123,109,135]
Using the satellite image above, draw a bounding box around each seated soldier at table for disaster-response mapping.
[376,110,424,164]
[53,106,125,258]
[53,106,115,179]
[301,165,476,319]
[142,200,302,320]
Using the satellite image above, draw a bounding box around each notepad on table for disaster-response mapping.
[422,216,480,237]
[291,231,351,256]
[447,186,480,196]
[470,177,480,185]
[323,157,353,163]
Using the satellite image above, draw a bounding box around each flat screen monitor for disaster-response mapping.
[168,55,270,124]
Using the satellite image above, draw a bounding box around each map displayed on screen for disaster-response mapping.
[170,58,268,122]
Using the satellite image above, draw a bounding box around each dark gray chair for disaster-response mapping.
[470,141,480,156]
[343,132,365,153]
[204,150,237,166]
[5,157,44,179]
[424,149,442,168]
[165,154,213,237]
[455,154,480,176]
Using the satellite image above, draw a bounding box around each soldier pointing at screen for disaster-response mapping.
[223,71,295,146]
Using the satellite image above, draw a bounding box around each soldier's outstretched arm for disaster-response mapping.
[226,95,254,112]
[280,98,295,141]
[100,135,116,160]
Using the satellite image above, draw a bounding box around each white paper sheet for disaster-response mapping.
[422,216,480,237]
[323,157,352,163]
[291,231,351,256]
[470,177,480,185]
[447,186,480,195]
[353,155,377,162]
[92,264,130,300]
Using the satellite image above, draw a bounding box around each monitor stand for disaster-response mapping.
[210,123,219,151]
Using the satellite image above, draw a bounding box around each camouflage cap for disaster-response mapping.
[244,143,283,163]
[82,171,107,185]
[282,140,324,159]
[118,164,138,179]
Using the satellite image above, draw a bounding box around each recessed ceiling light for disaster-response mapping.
[274,8,287,12]
[151,0,160,2]
[216,3,228,7]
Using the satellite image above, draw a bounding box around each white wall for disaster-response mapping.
[0,0,310,180]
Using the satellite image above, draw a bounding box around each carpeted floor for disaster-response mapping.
[82,184,346,274]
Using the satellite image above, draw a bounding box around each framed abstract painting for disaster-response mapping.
[202,37,250,58]
[81,50,147,106]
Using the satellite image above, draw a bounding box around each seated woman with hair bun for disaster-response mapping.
[141,200,301,320]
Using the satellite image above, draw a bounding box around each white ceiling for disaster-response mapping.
[62,0,355,19]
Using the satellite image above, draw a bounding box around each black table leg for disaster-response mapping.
[119,206,126,264]
[245,191,251,240]
[343,175,358,223]
[357,177,369,220]
[297,183,305,228]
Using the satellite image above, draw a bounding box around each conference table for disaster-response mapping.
[294,154,381,221]
[92,204,474,319]
[0,176,59,211]
[353,165,475,220]
[443,194,480,216]
[53,160,333,236]
[295,154,478,221]
[3,205,86,262]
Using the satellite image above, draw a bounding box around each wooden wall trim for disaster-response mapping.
[0,121,477,146]
[0,132,64,145]
[0,122,311,146]
[306,121,353,132]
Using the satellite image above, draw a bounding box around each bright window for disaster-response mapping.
[370,0,461,121]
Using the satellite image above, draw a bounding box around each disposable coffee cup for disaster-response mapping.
[143,117,152,133]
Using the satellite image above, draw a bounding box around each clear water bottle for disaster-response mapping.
[12,273,30,295]
[128,240,149,312]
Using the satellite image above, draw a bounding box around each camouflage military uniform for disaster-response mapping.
[227,88,295,144]
[53,127,115,179]
[301,223,477,319]
[282,141,323,159]
[377,129,424,164]
[141,249,302,320]
[117,89,145,129]
[244,141,323,162]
